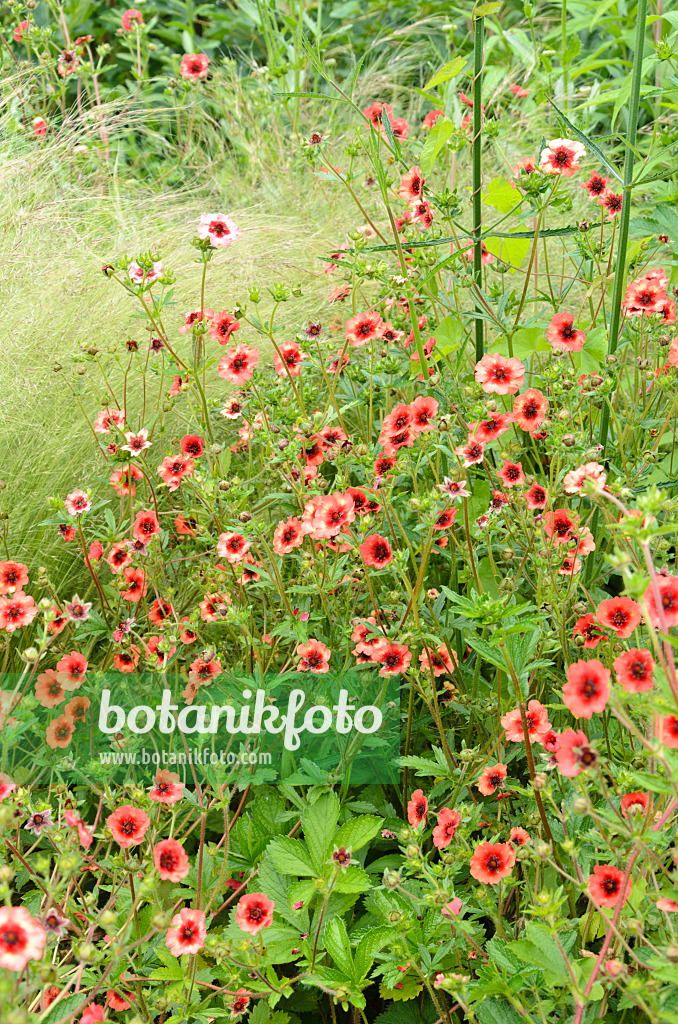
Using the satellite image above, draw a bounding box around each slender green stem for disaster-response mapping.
[599,0,647,455]
[473,15,485,363]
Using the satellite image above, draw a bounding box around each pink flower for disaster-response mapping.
[563,462,606,494]
[121,8,143,30]
[234,892,275,935]
[166,908,206,955]
[474,353,525,395]
[180,54,209,80]
[547,312,586,353]
[64,489,91,516]
[539,138,586,177]
[154,839,190,881]
[197,213,240,248]
[0,907,46,970]
[441,897,462,917]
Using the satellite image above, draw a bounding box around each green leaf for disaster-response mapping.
[484,234,530,269]
[571,324,608,373]
[547,98,623,183]
[334,865,373,893]
[420,118,453,177]
[354,926,394,980]
[474,1,503,16]
[181,29,193,53]
[303,791,340,872]
[268,836,319,877]
[483,177,520,215]
[423,56,467,91]
[325,917,355,980]
[333,815,383,854]
[477,998,524,1024]
[433,315,464,355]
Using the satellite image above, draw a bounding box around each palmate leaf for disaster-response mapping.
[547,98,623,183]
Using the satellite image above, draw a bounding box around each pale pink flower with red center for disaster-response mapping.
[274,341,307,377]
[478,763,507,795]
[121,8,143,30]
[217,532,252,563]
[474,353,525,395]
[166,908,206,954]
[64,489,91,515]
[122,428,151,456]
[218,344,260,383]
[455,438,485,467]
[539,138,586,177]
[149,769,184,804]
[409,395,438,434]
[128,260,162,285]
[345,310,384,347]
[0,907,46,971]
[221,396,242,419]
[179,307,214,335]
[197,213,239,247]
[0,591,37,632]
[94,408,125,433]
[563,461,607,494]
[547,312,586,352]
[296,638,331,673]
[623,269,668,317]
[180,54,209,80]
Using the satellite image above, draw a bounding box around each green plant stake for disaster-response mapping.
[473,11,485,363]
[599,0,648,456]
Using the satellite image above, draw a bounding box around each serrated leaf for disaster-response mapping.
[547,98,622,183]
[355,926,393,980]
[325,916,355,980]
[303,791,340,872]
[334,865,373,893]
[333,815,383,854]
[268,836,318,877]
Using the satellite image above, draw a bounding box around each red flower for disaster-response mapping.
[273,517,306,555]
[620,792,651,819]
[121,567,147,602]
[180,434,205,458]
[234,892,274,935]
[455,438,485,467]
[407,789,428,827]
[657,715,678,748]
[581,171,609,200]
[231,988,251,1017]
[477,763,507,796]
[35,671,65,708]
[218,344,260,384]
[296,639,331,674]
[13,20,30,43]
[510,827,531,847]
[469,412,513,442]
[208,309,239,343]
[0,560,28,594]
[360,534,393,568]
[474,353,525,395]
[546,312,586,353]
[512,388,548,431]
[497,460,525,488]
[121,8,143,30]
[501,700,551,743]
[180,53,209,79]
[598,191,622,219]
[133,510,160,542]
[372,642,412,676]
[419,645,457,677]
[345,310,384,347]
[307,492,355,539]
[374,454,397,476]
[149,598,174,626]
[613,647,654,693]
[217,532,251,563]
[179,306,214,335]
[563,659,610,718]
[509,83,528,98]
[113,647,140,672]
[524,482,547,510]
[399,166,424,203]
[588,865,631,909]
[46,714,75,749]
[274,341,306,378]
[56,651,87,690]
[433,508,456,530]
[149,769,184,804]
[432,807,461,848]
[409,395,438,434]
[411,200,433,228]
[110,463,142,497]
[166,908,206,955]
[643,574,678,628]
[470,842,515,884]
[154,839,190,881]
[573,614,605,650]
[542,508,575,545]
[623,269,668,317]
[423,109,444,129]
[596,596,641,639]
[158,453,194,491]
[107,805,150,848]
